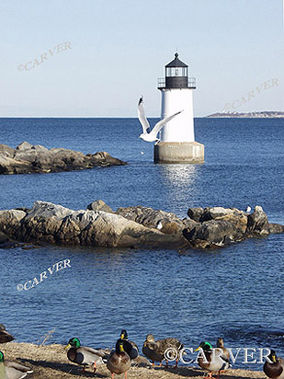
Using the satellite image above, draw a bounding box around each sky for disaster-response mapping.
[0,0,283,117]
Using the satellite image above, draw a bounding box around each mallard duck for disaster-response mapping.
[216,338,230,361]
[195,341,230,379]
[142,333,183,367]
[0,324,14,343]
[0,351,33,378]
[65,337,104,372]
[116,330,138,360]
[107,339,131,379]
[263,349,284,378]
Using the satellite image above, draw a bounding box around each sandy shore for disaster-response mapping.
[0,342,267,378]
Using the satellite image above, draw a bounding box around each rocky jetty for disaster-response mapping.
[0,142,126,175]
[0,201,184,249]
[0,202,283,250]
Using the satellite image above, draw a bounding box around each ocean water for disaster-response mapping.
[0,118,283,370]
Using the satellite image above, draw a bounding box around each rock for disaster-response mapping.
[187,206,242,222]
[16,141,33,150]
[0,155,30,175]
[0,231,9,244]
[0,202,282,250]
[0,142,126,175]
[87,200,113,213]
[89,151,125,167]
[0,210,27,241]
[0,230,27,249]
[183,212,248,248]
[0,144,15,157]
[201,207,242,222]
[182,218,200,233]
[246,206,270,236]
[0,201,185,249]
[32,144,49,152]
[116,205,185,235]
[187,207,204,222]
[268,223,284,233]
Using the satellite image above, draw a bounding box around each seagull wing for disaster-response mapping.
[150,110,183,138]
[138,97,151,134]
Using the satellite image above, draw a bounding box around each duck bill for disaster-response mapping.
[194,346,201,352]
[64,343,71,350]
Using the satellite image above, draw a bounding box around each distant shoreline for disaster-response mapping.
[206,111,284,118]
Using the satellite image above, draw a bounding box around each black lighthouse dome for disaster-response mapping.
[158,53,196,89]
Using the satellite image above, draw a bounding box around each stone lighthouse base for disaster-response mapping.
[154,141,204,164]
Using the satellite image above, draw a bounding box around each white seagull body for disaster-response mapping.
[137,97,183,142]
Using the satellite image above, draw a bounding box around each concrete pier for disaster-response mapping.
[154,141,204,164]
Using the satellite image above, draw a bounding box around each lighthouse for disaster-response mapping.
[154,53,204,163]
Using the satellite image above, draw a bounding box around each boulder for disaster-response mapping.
[87,200,113,213]
[0,231,9,244]
[32,144,49,152]
[0,201,185,249]
[268,223,284,233]
[0,142,126,175]
[116,205,185,235]
[187,207,204,222]
[16,141,33,150]
[183,213,248,248]
[187,206,244,222]
[200,207,242,222]
[0,144,15,157]
[0,155,30,175]
[246,206,270,236]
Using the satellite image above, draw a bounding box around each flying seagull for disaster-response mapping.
[138,97,183,142]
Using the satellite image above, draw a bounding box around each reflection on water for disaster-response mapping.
[157,164,198,215]
[158,164,197,187]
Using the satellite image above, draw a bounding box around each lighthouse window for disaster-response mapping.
[166,67,187,77]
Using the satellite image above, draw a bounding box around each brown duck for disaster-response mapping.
[107,340,131,379]
[142,333,183,367]
[216,337,230,361]
[0,324,14,343]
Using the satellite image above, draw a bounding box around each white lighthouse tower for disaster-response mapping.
[154,53,204,163]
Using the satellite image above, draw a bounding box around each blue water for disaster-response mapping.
[0,118,283,370]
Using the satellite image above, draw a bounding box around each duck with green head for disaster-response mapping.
[263,350,284,378]
[65,337,105,372]
[0,350,33,379]
[195,341,231,379]
[0,324,14,344]
[107,339,131,379]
